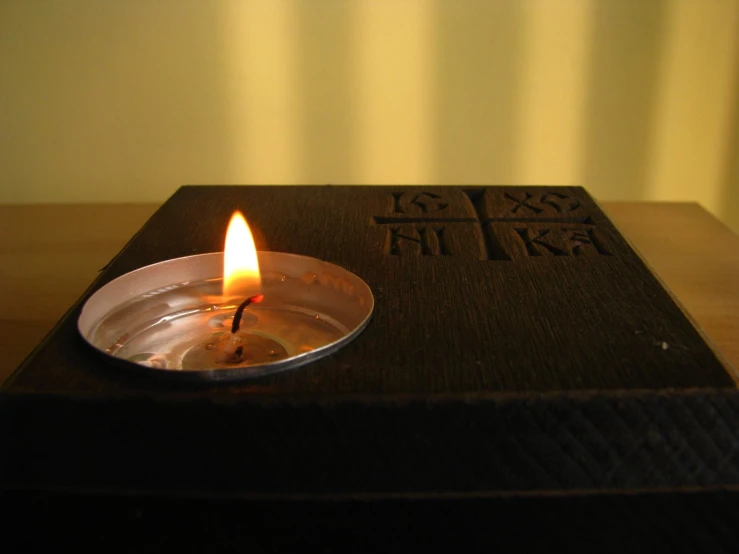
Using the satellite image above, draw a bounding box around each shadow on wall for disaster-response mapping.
[581,0,669,201]
[1,1,736,230]
[0,2,234,202]
[433,1,524,185]
[267,0,737,226]
[431,0,670,200]
[720,35,739,234]
[295,1,359,183]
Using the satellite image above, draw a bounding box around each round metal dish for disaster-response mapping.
[77,252,374,381]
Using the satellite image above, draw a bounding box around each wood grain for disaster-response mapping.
[3,201,737,387]
[3,192,739,544]
[2,187,735,393]
[602,202,739,378]
[0,204,158,384]
[3,187,739,502]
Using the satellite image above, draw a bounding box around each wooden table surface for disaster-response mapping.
[1,202,738,386]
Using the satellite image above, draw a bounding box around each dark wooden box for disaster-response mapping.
[2,186,739,551]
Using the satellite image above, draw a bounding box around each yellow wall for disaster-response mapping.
[1,0,738,231]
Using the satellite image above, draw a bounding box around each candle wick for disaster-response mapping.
[231,294,264,334]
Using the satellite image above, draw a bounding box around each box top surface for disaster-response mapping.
[4,186,735,396]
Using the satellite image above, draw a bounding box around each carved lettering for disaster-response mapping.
[564,227,611,256]
[540,192,581,213]
[376,191,610,261]
[392,192,405,214]
[388,226,450,256]
[393,191,449,214]
[514,228,567,257]
[481,224,512,261]
[505,192,543,214]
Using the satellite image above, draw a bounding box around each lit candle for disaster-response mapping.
[78,209,374,380]
[220,293,264,363]
[217,210,265,363]
[223,211,261,299]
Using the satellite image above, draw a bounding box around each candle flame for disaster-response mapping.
[223,211,261,297]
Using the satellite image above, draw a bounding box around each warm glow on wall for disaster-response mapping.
[0,0,737,231]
